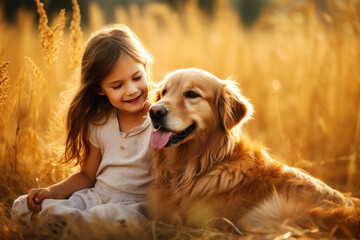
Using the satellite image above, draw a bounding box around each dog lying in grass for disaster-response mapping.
[147,68,360,237]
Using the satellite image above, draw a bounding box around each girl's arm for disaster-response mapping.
[27,143,102,212]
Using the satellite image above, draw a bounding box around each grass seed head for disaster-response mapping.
[34,0,66,69]
[70,0,83,73]
[0,62,10,104]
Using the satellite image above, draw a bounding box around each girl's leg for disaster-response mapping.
[11,195,33,223]
[39,188,102,220]
[87,202,148,223]
[11,188,102,223]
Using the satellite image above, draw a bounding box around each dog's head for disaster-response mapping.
[149,68,253,150]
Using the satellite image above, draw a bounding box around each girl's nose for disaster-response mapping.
[126,82,138,95]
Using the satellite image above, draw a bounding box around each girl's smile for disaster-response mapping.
[124,94,141,104]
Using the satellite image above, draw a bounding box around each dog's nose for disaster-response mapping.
[149,105,168,120]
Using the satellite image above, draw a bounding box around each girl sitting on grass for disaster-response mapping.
[12,24,154,223]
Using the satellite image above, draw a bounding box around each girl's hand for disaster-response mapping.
[26,188,52,212]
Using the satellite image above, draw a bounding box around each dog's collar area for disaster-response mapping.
[166,123,196,147]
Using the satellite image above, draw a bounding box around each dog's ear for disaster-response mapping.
[218,80,253,131]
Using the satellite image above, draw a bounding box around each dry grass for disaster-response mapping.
[34,0,66,69]
[0,0,359,239]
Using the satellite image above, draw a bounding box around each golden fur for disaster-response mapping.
[147,68,360,237]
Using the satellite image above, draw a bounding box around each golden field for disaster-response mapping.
[0,0,359,239]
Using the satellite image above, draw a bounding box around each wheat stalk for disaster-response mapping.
[24,56,47,96]
[114,6,130,25]
[34,0,66,69]
[0,61,10,157]
[10,67,26,184]
[24,56,48,122]
[70,0,83,74]
[0,62,10,105]
[88,2,105,31]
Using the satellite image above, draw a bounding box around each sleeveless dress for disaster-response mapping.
[11,110,154,223]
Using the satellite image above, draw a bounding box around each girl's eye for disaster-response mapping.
[133,74,142,81]
[113,84,122,89]
[184,90,200,99]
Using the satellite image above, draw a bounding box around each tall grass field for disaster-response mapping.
[0,0,359,239]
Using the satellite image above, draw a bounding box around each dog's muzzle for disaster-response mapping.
[149,104,196,149]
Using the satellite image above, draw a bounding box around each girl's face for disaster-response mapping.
[99,54,149,116]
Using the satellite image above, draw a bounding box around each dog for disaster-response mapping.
[147,68,360,237]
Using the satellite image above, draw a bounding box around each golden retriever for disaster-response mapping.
[147,68,360,237]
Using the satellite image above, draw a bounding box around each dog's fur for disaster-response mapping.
[147,68,360,237]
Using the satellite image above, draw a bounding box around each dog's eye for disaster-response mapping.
[184,90,200,99]
[162,89,167,96]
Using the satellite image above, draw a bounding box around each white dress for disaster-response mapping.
[11,110,154,223]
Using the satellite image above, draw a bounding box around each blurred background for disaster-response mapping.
[0,0,359,219]
[3,0,271,27]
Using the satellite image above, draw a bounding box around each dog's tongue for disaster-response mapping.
[151,129,173,149]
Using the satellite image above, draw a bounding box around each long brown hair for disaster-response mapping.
[64,24,153,166]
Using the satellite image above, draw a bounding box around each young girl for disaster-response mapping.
[11,24,154,223]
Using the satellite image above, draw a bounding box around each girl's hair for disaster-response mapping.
[64,24,153,166]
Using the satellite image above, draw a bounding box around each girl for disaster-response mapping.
[11,24,154,223]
